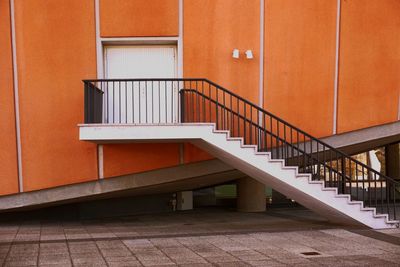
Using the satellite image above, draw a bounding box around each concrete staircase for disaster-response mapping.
[79,123,400,229]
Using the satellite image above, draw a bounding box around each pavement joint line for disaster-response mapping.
[149,239,179,266]
[36,224,42,266]
[119,234,142,265]
[0,226,337,247]
[93,237,110,267]
[1,225,19,266]
[65,239,74,267]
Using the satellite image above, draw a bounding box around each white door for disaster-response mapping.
[104,45,177,124]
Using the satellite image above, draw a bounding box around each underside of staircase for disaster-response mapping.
[79,123,399,229]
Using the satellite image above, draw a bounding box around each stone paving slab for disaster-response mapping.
[0,208,399,266]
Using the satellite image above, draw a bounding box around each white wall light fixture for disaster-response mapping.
[245,50,253,59]
[232,49,240,59]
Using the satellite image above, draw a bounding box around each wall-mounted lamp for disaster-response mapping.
[245,50,253,59]
[232,49,240,59]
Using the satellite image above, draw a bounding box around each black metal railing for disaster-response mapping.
[83,78,400,221]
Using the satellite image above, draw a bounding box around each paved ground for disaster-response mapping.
[0,207,399,266]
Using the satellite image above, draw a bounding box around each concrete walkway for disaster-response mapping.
[0,207,399,266]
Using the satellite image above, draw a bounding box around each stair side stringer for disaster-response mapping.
[189,126,397,229]
[208,126,399,228]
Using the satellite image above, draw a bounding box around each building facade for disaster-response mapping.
[0,0,399,224]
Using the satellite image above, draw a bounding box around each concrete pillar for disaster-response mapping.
[237,177,266,212]
[177,191,193,211]
[385,144,400,180]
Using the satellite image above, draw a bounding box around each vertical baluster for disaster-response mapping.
[139,81,142,123]
[165,81,168,123]
[341,156,345,194]
[151,80,154,123]
[130,81,135,123]
[220,90,223,129]
[310,139,313,177]
[282,124,288,164]
[202,81,205,122]
[276,120,280,159]
[303,134,307,173]
[250,106,253,144]
[208,83,211,123]
[158,80,161,123]
[230,94,233,135]
[124,81,127,124]
[296,131,300,168]
[290,128,294,165]
[144,80,148,123]
[380,170,383,214]
[393,182,397,220]
[216,87,219,129]
[329,150,332,187]
[322,145,326,182]
[243,103,246,144]
[171,80,174,123]
[374,172,377,209]
[237,98,240,137]
[349,159,352,200]
[271,117,274,158]
[362,166,365,204]
[356,163,359,201]
[196,81,199,123]
[386,178,390,215]
[112,81,115,123]
[263,113,267,151]
[316,142,321,180]
[106,81,109,123]
[368,168,371,208]
[336,154,339,190]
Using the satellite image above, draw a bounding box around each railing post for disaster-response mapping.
[84,81,89,123]
[180,90,185,123]
[83,81,103,123]
[341,156,346,194]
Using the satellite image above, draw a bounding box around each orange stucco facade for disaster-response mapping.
[337,0,400,133]
[264,0,337,137]
[14,0,98,191]
[1,0,399,196]
[0,0,19,195]
[100,0,179,37]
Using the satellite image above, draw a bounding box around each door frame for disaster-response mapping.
[99,37,181,80]
[103,44,178,80]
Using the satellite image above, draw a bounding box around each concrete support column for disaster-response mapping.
[385,144,400,180]
[176,191,193,211]
[237,177,266,212]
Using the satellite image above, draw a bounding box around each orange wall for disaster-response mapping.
[0,0,19,195]
[15,0,98,191]
[337,0,400,133]
[183,0,260,162]
[103,144,180,178]
[264,0,337,138]
[100,0,179,37]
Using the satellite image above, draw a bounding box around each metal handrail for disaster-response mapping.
[83,78,399,221]
[182,88,399,185]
